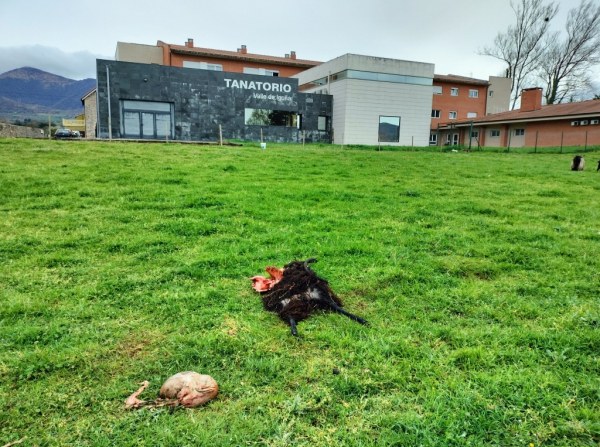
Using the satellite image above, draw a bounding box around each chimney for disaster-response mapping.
[240,45,247,54]
[290,51,297,60]
[285,53,290,58]
[520,87,543,112]
[186,38,194,48]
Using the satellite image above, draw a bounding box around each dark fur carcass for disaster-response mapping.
[251,258,368,336]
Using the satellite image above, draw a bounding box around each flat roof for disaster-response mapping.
[433,74,489,86]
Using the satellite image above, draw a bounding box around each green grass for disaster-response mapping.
[1,138,599,446]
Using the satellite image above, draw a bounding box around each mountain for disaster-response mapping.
[0,67,95,120]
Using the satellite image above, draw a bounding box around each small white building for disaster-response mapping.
[293,54,434,146]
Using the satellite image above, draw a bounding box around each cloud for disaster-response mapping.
[0,45,109,80]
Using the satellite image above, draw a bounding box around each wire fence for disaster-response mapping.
[458,128,600,154]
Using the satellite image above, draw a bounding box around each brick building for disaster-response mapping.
[430,74,511,146]
[449,87,600,149]
[116,40,320,77]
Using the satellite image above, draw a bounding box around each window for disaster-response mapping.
[429,133,438,145]
[327,70,432,86]
[245,109,298,127]
[490,129,500,137]
[449,111,457,119]
[378,116,400,142]
[317,116,328,131]
[469,89,479,98]
[580,120,589,125]
[433,85,442,95]
[243,67,279,76]
[299,76,327,91]
[471,131,479,138]
[515,128,525,136]
[450,87,459,96]
[182,61,223,71]
[123,111,139,135]
[121,100,173,139]
[431,109,440,118]
[489,90,494,97]
[591,119,599,125]
[467,112,477,118]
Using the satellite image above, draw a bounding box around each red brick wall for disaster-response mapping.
[525,120,600,147]
[168,54,308,77]
[431,81,487,130]
[476,119,600,148]
[520,88,543,112]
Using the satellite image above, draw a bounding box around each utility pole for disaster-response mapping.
[106,65,112,140]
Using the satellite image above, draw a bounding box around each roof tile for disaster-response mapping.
[452,99,600,126]
[165,43,322,68]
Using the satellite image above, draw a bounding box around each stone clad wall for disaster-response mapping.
[96,59,332,143]
[0,123,45,138]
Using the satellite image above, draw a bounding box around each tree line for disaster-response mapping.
[480,0,600,108]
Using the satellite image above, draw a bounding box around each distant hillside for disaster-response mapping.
[0,67,95,120]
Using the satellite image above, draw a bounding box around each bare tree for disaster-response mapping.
[480,0,558,109]
[538,0,600,104]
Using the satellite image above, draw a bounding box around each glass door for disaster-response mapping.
[121,101,173,139]
[142,113,154,138]
[124,112,140,136]
[156,114,171,138]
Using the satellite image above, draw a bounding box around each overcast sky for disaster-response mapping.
[0,0,588,81]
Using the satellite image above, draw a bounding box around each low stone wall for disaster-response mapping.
[0,123,45,138]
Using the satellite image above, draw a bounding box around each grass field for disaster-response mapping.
[1,139,599,446]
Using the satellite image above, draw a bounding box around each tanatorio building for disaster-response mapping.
[92,41,436,145]
[95,59,332,142]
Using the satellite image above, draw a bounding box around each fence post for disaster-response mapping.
[468,121,473,151]
[219,124,223,146]
[585,131,588,152]
[534,131,538,153]
[560,132,563,153]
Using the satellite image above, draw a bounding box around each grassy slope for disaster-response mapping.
[0,139,599,446]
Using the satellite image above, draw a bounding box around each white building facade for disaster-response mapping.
[293,54,434,146]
